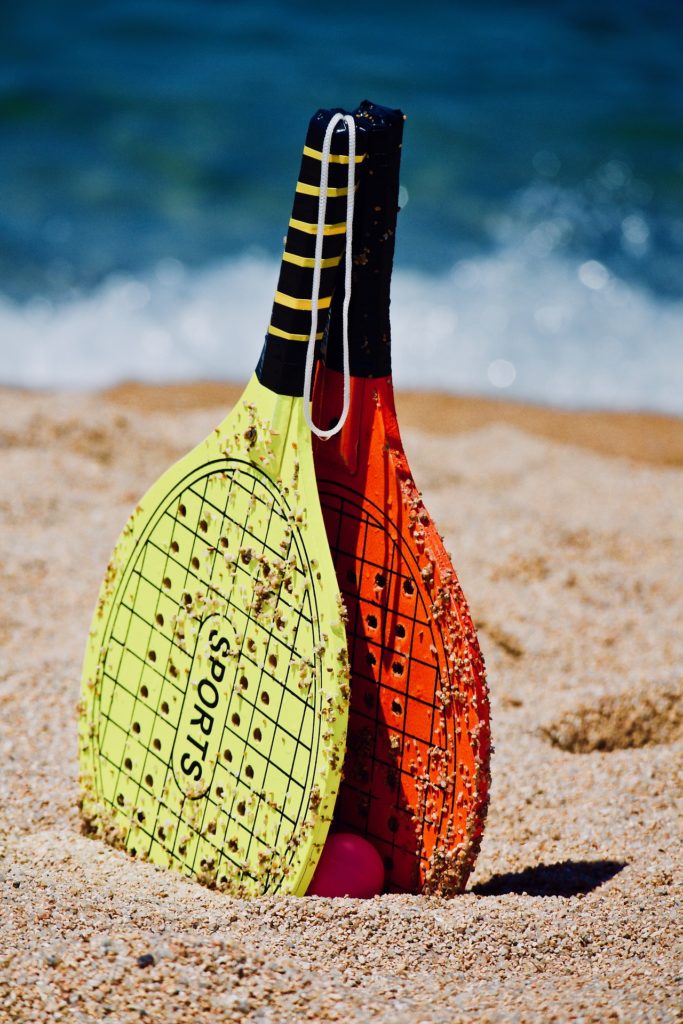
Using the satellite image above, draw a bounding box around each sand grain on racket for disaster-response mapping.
[0,386,681,1023]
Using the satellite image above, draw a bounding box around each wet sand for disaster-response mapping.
[1,384,681,1023]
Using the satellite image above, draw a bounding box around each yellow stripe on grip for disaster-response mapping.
[289,217,346,236]
[303,145,365,165]
[282,251,343,269]
[274,290,332,311]
[296,181,352,197]
[268,324,325,342]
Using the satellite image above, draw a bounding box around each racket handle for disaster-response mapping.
[323,100,404,379]
[256,109,367,397]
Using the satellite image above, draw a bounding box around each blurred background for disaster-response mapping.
[1,0,682,412]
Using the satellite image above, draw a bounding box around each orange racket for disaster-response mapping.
[312,102,491,895]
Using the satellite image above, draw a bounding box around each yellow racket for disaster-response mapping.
[78,108,366,896]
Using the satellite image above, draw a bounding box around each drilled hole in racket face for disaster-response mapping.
[86,460,328,894]
[319,482,454,894]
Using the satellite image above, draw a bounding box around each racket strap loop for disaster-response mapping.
[303,112,355,439]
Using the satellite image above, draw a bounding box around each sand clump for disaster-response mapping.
[541,679,683,753]
[0,385,681,1023]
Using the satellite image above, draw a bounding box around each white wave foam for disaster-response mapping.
[1,246,682,414]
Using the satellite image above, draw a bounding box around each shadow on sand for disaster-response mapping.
[471,859,627,898]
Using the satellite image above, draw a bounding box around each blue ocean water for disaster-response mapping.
[1,0,682,410]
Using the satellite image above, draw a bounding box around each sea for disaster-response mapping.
[1,0,682,412]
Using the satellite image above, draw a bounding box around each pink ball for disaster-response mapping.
[307,832,385,898]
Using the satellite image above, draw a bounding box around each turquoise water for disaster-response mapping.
[1,1,682,410]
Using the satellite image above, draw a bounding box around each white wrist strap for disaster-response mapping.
[302,112,356,439]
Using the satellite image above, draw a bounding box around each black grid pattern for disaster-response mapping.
[319,481,454,893]
[91,459,324,893]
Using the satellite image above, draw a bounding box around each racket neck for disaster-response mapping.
[256,109,365,399]
[323,101,404,381]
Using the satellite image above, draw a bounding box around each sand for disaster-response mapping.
[0,384,681,1023]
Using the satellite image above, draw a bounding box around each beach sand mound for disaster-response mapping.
[541,680,683,753]
[0,386,681,1024]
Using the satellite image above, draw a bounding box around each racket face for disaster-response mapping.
[79,375,349,896]
[313,372,491,895]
